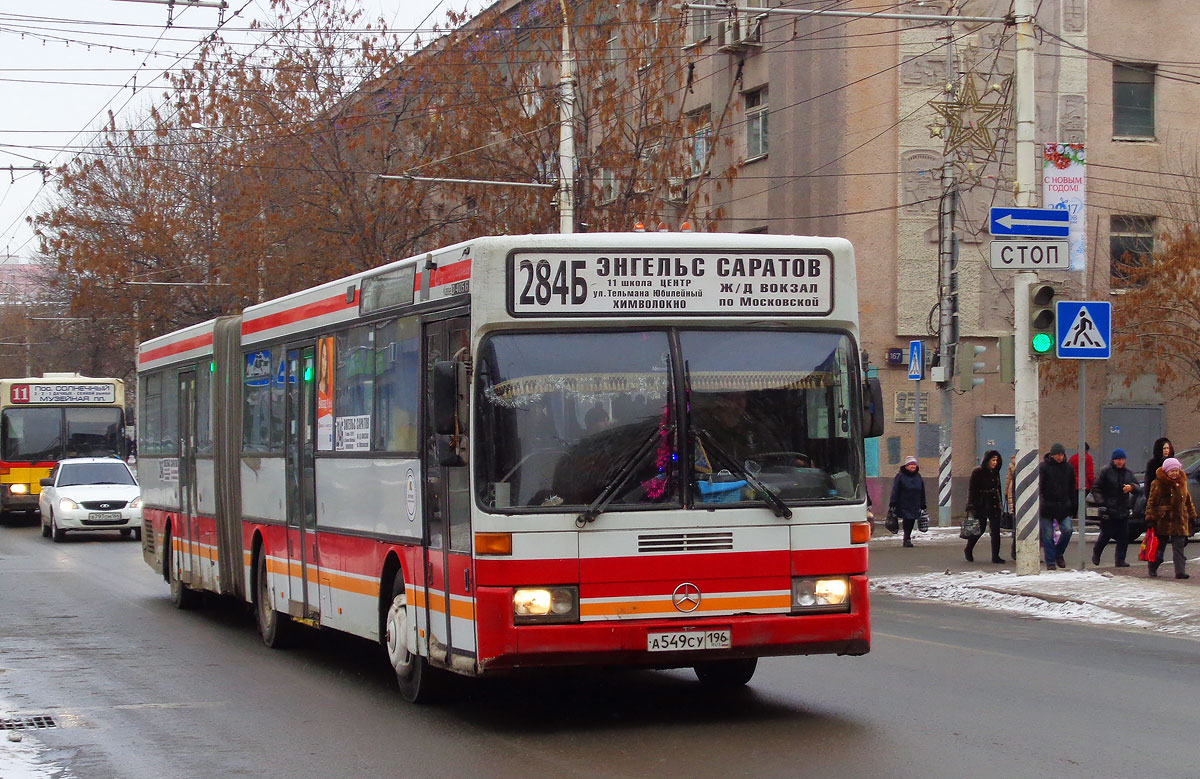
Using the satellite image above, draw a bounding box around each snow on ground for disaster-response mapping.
[0,731,65,779]
[872,569,1200,639]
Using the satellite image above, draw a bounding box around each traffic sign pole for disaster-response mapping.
[1078,363,1087,570]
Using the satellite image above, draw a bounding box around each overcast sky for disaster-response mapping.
[0,0,483,262]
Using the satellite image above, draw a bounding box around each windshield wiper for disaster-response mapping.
[576,424,668,528]
[694,428,792,520]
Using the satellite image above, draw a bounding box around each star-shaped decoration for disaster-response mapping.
[929,73,1011,154]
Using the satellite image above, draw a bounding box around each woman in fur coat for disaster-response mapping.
[1145,457,1197,579]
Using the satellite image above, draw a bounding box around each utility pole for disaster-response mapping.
[1012,0,1042,575]
[937,28,958,529]
[557,0,577,234]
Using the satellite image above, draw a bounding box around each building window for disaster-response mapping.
[1113,63,1155,139]
[1110,215,1155,285]
[745,88,768,159]
[687,108,711,177]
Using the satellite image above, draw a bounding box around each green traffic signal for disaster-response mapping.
[1031,331,1054,354]
[1028,283,1058,357]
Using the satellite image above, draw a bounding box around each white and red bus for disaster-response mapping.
[137,231,883,701]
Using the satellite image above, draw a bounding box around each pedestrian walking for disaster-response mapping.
[1069,442,1095,493]
[889,455,927,548]
[1090,448,1140,567]
[1144,456,1197,579]
[965,449,1005,563]
[1143,437,1175,495]
[1005,452,1018,559]
[1039,442,1076,569]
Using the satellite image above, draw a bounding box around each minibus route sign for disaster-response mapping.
[508,250,834,316]
[9,383,116,404]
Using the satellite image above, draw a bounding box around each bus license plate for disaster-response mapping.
[647,628,731,652]
[88,512,122,521]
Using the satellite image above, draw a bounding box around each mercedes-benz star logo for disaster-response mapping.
[672,582,701,613]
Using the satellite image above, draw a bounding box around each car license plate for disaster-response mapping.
[88,512,123,521]
[647,628,731,652]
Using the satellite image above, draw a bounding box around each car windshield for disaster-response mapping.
[58,462,136,487]
[474,329,864,513]
[1175,448,1200,472]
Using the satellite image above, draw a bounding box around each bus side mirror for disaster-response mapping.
[432,361,459,435]
[433,358,470,437]
[863,377,884,438]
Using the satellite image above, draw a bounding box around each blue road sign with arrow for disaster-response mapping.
[989,206,1070,238]
[1055,300,1112,359]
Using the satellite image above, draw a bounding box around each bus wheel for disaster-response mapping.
[50,513,66,543]
[693,658,757,688]
[254,550,294,649]
[165,531,198,609]
[385,576,440,703]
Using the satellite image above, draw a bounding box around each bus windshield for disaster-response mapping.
[1,407,124,461]
[475,329,864,512]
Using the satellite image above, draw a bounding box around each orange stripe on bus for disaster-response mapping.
[580,593,790,618]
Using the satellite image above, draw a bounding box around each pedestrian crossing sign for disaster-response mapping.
[1055,300,1111,359]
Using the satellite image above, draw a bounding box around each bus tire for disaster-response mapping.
[166,529,198,610]
[254,549,295,649]
[693,658,757,688]
[384,575,441,703]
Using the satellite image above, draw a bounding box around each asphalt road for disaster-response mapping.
[2,517,1196,778]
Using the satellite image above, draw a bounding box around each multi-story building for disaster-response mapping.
[426,0,1200,507]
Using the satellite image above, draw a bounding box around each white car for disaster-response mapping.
[38,458,143,542]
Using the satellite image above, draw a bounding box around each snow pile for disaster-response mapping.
[871,569,1200,639]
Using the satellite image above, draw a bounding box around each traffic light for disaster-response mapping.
[997,334,1015,384]
[1029,283,1058,356]
[953,343,987,392]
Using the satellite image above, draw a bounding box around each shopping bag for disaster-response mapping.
[959,515,983,539]
[1138,526,1159,562]
[917,510,930,533]
[884,508,899,534]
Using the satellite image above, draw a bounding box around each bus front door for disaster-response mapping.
[422,315,475,671]
[284,345,319,621]
[176,370,199,587]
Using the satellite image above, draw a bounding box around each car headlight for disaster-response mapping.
[58,497,80,512]
[10,483,28,495]
[129,496,143,509]
[791,576,850,613]
[513,586,579,624]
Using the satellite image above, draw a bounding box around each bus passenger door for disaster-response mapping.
[176,370,198,586]
[422,315,475,669]
[284,345,319,621]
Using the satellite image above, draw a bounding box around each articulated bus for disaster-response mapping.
[0,373,127,516]
[137,232,884,701]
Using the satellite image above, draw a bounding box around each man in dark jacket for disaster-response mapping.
[1039,442,1076,569]
[1089,448,1141,567]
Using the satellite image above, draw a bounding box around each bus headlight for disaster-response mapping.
[791,576,850,613]
[58,497,80,512]
[513,586,578,624]
[9,483,28,495]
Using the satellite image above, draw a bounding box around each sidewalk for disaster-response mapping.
[869,526,1200,640]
